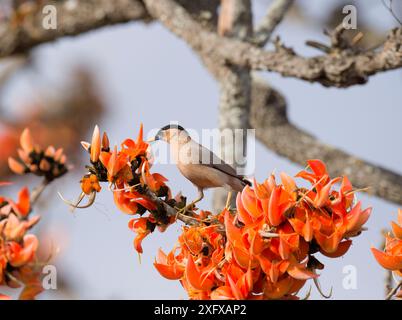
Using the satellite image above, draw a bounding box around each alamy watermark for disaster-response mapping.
[342,265,357,290]
[342,5,357,30]
[42,5,57,30]
[42,264,57,290]
[39,4,356,32]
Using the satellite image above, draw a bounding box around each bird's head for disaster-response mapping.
[148,124,190,144]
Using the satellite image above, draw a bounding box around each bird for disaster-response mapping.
[148,124,250,212]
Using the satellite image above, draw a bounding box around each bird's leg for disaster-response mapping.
[176,188,204,218]
[190,188,204,209]
[225,191,233,209]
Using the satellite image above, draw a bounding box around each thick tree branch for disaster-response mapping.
[252,0,295,47]
[143,0,402,88]
[213,0,252,211]
[250,77,402,205]
[0,0,221,59]
[3,0,401,87]
[0,0,151,58]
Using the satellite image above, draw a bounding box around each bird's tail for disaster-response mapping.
[241,177,252,187]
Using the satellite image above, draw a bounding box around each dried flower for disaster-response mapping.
[8,128,68,181]
[372,209,402,299]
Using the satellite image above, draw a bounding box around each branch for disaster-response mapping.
[30,178,50,207]
[143,0,402,88]
[252,0,295,47]
[0,0,151,58]
[213,0,252,211]
[0,0,221,59]
[249,77,402,205]
[386,279,402,300]
[144,189,199,227]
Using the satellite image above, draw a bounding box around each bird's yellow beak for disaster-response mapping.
[147,137,157,143]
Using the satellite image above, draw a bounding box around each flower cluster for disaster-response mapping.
[371,209,402,299]
[154,160,371,300]
[0,185,42,300]
[8,129,68,182]
[1,128,68,300]
[76,125,180,253]
[75,126,372,300]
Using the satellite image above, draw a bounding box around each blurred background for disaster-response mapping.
[0,0,401,299]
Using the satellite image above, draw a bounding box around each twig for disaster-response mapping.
[386,279,402,300]
[0,0,151,58]
[30,178,50,207]
[253,0,295,47]
[305,40,331,53]
[144,189,201,227]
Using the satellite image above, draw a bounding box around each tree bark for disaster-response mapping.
[212,0,252,212]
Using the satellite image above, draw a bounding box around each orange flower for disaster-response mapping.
[0,187,31,218]
[215,160,370,299]
[99,146,130,183]
[9,128,68,180]
[0,129,67,300]
[185,254,215,291]
[128,217,155,254]
[140,161,168,193]
[154,248,184,280]
[90,125,101,163]
[0,213,40,242]
[114,189,157,214]
[6,234,38,268]
[80,174,101,195]
[120,124,149,161]
[372,209,402,272]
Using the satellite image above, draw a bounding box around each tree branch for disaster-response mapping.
[144,189,199,227]
[0,0,222,59]
[143,0,402,88]
[3,0,401,88]
[250,77,402,205]
[0,0,151,58]
[252,0,295,47]
[386,279,402,300]
[213,0,252,211]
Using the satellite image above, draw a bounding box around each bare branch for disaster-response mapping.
[143,0,402,88]
[2,0,401,88]
[0,0,151,58]
[250,77,402,205]
[252,0,295,47]
[0,0,221,59]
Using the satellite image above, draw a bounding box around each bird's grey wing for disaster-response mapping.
[197,144,242,179]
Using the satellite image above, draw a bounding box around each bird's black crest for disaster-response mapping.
[160,124,185,131]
